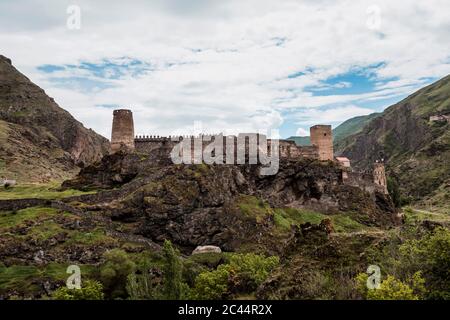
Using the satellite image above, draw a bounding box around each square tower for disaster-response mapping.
[310,125,333,161]
[111,109,135,153]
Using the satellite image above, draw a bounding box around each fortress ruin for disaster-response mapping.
[110,109,388,194]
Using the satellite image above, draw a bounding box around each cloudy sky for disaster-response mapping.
[1,0,450,138]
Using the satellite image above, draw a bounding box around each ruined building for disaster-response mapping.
[373,162,388,194]
[109,109,388,194]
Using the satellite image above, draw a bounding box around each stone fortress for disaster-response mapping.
[110,109,388,194]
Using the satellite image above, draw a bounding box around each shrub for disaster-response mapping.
[356,272,424,300]
[192,265,231,300]
[100,249,135,299]
[125,240,189,300]
[52,280,104,300]
[191,253,279,299]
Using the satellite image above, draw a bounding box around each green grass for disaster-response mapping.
[0,263,96,296]
[403,207,450,224]
[238,195,273,223]
[0,183,95,200]
[237,195,369,233]
[273,208,369,233]
[0,207,59,230]
[64,228,118,246]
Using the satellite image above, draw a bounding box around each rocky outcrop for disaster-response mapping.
[62,152,397,252]
[0,55,110,182]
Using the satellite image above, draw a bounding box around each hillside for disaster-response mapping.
[333,113,381,148]
[287,112,381,147]
[0,55,110,182]
[337,75,450,207]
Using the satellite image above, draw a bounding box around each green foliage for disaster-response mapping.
[273,208,368,233]
[192,265,231,300]
[126,259,158,300]
[124,240,189,300]
[365,226,450,300]
[387,176,402,207]
[192,253,280,300]
[52,280,104,300]
[0,183,95,200]
[0,207,59,230]
[100,249,136,299]
[356,272,424,300]
[162,240,187,299]
[398,227,450,299]
[227,253,280,287]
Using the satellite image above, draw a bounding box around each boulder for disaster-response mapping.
[192,245,222,255]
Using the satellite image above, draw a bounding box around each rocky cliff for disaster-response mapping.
[337,75,450,205]
[0,55,110,182]
[61,152,397,252]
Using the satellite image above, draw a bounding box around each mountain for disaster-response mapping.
[337,75,450,207]
[333,112,381,147]
[0,55,110,182]
[287,112,381,147]
[286,135,311,146]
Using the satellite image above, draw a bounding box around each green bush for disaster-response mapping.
[52,280,104,300]
[100,249,135,299]
[398,227,450,299]
[356,272,424,300]
[192,265,231,300]
[125,240,189,300]
[192,253,279,299]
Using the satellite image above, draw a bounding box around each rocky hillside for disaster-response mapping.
[0,151,399,299]
[0,55,110,182]
[60,152,397,252]
[337,75,450,206]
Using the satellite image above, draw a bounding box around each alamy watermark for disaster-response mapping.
[366,265,381,289]
[66,265,81,289]
[165,122,280,175]
[67,5,81,30]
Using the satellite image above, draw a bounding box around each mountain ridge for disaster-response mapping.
[0,55,110,182]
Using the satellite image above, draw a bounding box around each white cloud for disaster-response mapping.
[294,105,374,126]
[295,128,309,136]
[1,0,449,138]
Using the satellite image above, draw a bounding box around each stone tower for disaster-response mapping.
[373,162,388,194]
[310,125,333,161]
[111,109,135,153]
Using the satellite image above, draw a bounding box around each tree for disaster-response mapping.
[162,240,186,299]
[387,176,401,207]
[52,280,104,300]
[100,249,135,299]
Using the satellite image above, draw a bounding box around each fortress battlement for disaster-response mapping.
[110,109,388,194]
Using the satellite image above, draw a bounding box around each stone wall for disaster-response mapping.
[134,134,320,163]
[373,162,388,194]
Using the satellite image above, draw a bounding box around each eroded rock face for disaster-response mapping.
[63,152,397,251]
[0,55,110,181]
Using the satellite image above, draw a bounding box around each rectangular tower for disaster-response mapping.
[310,125,333,161]
[111,109,135,153]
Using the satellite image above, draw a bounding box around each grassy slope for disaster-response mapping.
[0,183,94,200]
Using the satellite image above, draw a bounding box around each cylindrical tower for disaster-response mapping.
[111,109,135,153]
[310,125,333,161]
